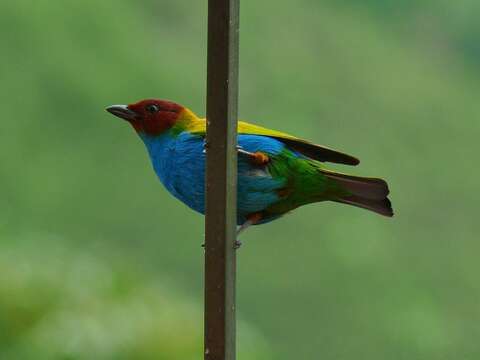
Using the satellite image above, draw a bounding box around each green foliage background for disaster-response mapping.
[2,0,479,358]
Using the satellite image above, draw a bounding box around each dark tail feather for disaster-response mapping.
[334,195,393,217]
[322,170,394,217]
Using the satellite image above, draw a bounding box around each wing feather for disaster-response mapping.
[187,119,360,166]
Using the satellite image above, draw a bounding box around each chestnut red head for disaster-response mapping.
[106,99,184,136]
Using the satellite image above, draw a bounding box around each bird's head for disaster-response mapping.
[106,99,187,136]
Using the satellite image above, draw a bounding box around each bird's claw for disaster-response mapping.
[202,241,241,249]
[202,140,210,154]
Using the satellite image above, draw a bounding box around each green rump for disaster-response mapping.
[263,148,348,218]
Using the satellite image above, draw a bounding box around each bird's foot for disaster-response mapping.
[202,140,210,154]
[203,240,242,250]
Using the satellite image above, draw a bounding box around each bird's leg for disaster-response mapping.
[237,146,270,166]
[235,213,263,248]
[203,212,262,249]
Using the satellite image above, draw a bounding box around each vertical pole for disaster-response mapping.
[204,0,239,359]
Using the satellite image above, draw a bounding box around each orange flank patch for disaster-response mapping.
[248,212,263,225]
[276,187,291,198]
[251,152,270,165]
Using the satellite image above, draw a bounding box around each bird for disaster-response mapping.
[106,99,393,235]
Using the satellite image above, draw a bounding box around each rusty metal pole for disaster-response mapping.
[204,0,239,359]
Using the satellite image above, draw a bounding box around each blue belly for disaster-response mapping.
[141,132,286,224]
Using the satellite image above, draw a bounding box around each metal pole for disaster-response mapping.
[204,0,239,359]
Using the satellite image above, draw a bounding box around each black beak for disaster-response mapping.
[106,104,138,121]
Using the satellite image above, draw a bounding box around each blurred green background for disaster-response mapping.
[2,0,480,359]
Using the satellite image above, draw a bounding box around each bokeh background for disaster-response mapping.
[2,0,480,359]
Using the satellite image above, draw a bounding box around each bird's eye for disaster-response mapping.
[146,104,160,113]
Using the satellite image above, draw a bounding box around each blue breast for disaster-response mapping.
[140,131,286,224]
